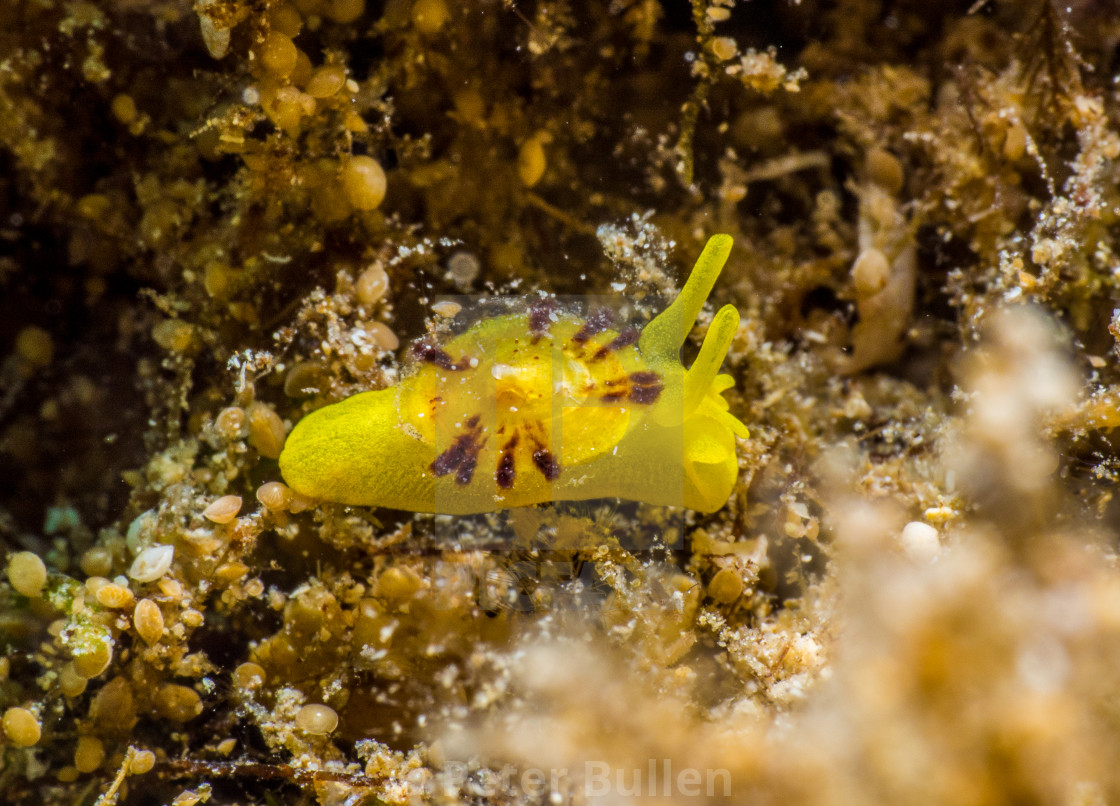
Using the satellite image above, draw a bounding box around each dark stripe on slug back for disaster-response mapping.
[496,433,519,489]
[628,371,664,404]
[431,435,472,477]
[456,455,477,485]
[412,342,473,371]
[597,375,629,403]
[430,420,486,485]
[529,297,558,336]
[532,449,561,480]
[496,452,515,489]
[591,327,639,361]
[572,308,613,343]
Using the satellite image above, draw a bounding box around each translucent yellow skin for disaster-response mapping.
[279,234,749,513]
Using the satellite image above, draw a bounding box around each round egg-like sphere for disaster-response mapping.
[3,707,41,747]
[247,404,287,460]
[708,567,743,604]
[356,263,390,305]
[342,156,387,211]
[7,551,47,598]
[259,31,298,78]
[412,0,449,34]
[257,481,293,512]
[305,65,346,98]
[296,703,339,735]
[203,495,242,524]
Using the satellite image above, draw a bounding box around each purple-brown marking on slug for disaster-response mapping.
[628,371,664,404]
[412,341,473,371]
[591,327,639,361]
[598,375,627,402]
[532,449,561,480]
[496,433,519,489]
[496,453,515,489]
[529,297,558,336]
[572,308,613,343]
[430,435,471,477]
[430,418,486,484]
[456,454,477,485]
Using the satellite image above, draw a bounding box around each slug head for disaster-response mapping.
[635,234,749,511]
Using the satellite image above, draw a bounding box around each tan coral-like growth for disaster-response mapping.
[6,1,1120,805]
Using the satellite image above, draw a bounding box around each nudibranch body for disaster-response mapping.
[279,235,748,514]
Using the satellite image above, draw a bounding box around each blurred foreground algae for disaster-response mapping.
[6,1,1120,804]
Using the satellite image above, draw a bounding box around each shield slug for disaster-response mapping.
[279,234,748,513]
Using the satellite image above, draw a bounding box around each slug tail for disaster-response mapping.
[639,234,734,363]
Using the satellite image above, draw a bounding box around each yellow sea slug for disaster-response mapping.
[279,234,749,514]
